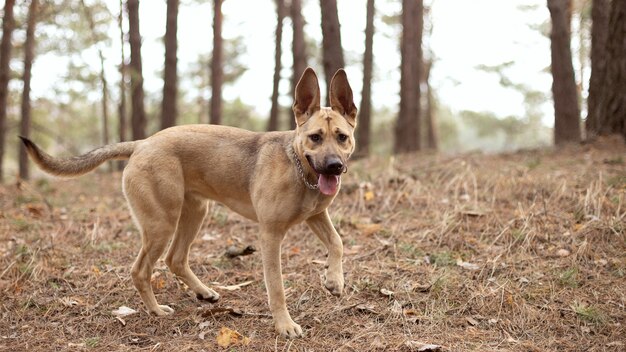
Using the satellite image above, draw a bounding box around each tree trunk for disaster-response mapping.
[161,0,178,130]
[81,0,111,171]
[319,0,345,106]
[598,0,626,139]
[209,0,223,125]
[127,0,146,140]
[424,60,438,150]
[290,0,306,130]
[118,0,128,170]
[18,0,38,180]
[548,0,581,145]
[0,0,16,182]
[586,0,610,138]
[356,0,374,157]
[394,0,423,154]
[268,0,285,131]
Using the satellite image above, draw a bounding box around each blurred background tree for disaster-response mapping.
[0,0,624,181]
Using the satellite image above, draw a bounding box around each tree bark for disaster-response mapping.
[320,0,345,106]
[161,0,179,130]
[19,0,39,180]
[127,0,146,140]
[118,0,128,170]
[268,0,285,131]
[585,0,610,138]
[209,0,223,125]
[356,0,375,157]
[548,0,581,145]
[0,0,16,182]
[395,0,423,153]
[598,0,626,139]
[290,0,307,130]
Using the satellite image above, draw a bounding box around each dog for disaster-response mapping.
[20,67,357,338]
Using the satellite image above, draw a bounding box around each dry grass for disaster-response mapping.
[1,137,625,351]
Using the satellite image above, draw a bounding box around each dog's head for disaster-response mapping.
[292,67,357,196]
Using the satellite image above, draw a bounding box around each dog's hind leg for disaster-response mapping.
[306,210,344,296]
[123,165,184,316]
[165,194,220,302]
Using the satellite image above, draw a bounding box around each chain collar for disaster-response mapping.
[292,148,319,190]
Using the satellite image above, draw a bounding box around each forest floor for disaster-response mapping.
[1,137,625,352]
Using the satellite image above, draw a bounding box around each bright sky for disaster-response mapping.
[30,0,553,125]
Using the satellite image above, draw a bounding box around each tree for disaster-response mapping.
[118,0,128,170]
[548,0,581,144]
[19,0,39,180]
[267,0,284,131]
[394,0,423,153]
[290,0,307,129]
[319,0,345,106]
[209,0,223,125]
[355,0,375,157]
[127,0,146,140]
[81,0,112,170]
[0,0,16,182]
[161,0,179,130]
[597,0,626,139]
[585,0,609,138]
[423,60,438,150]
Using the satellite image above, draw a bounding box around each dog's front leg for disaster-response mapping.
[260,227,303,338]
[306,210,344,296]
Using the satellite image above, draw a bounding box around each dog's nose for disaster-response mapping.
[325,156,344,174]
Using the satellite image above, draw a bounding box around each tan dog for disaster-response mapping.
[20,67,357,338]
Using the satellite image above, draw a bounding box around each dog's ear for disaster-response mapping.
[329,69,357,127]
[293,67,321,126]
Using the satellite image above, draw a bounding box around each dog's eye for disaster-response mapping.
[309,134,322,143]
[337,134,348,143]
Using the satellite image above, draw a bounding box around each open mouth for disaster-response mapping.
[306,156,341,196]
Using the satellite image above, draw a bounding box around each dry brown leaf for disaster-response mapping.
[465,316,479,326]
[216,326,250,348]
[355,223,382,236]
[200,306,244,318]
[404,341,442,351]
[111,306,137,317]
[379,288,394,297]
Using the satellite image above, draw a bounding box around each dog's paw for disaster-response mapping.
[151,305,175,316]
[275,318,303,338]
[196,288,220,303]
[324,272,344,297]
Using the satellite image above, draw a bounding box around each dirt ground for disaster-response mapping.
[1,138,625,351]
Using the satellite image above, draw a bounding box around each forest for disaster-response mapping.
[0,0,625,351]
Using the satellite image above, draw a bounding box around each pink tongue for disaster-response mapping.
[318,174,340,195]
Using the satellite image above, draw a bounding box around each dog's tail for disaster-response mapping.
[19,136,138,177]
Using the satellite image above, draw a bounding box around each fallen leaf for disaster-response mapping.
[355,223,382,236]
[216,326,250,348]
[364,190,375,201]
[379,288,394,297]
[456,259,480,271]
[404,341,442,351]
[556,248,570,257]
[466,316,479,326]
[215,280,254,291]
[355,303,379,315]
[201,306,244,318]
[115,316,126,326]
[111,306,138,317]
[59,297,79,307]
